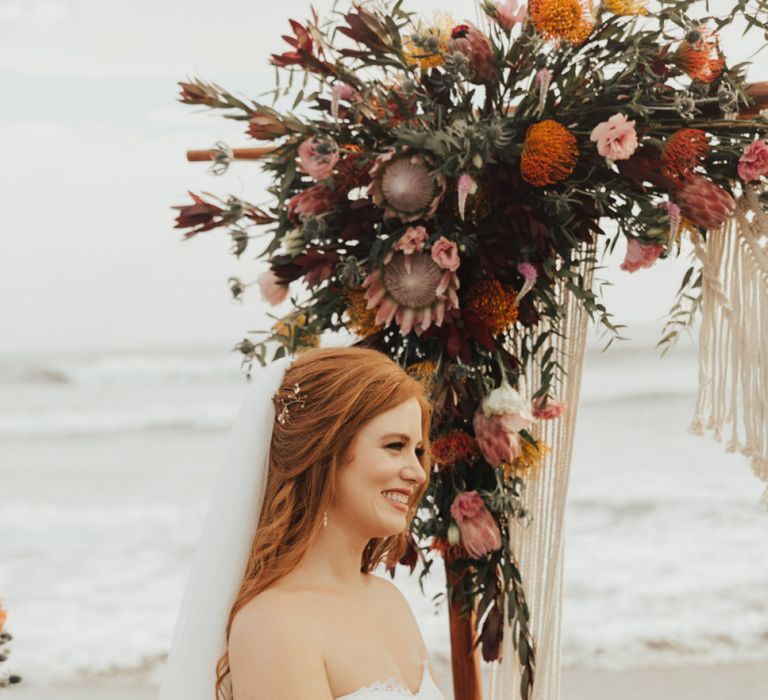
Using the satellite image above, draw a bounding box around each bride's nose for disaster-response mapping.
[402,452,426,483]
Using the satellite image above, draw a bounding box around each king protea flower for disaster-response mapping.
[675,175,735,230]
[362,251,460,335]
[449,491,502,559]
[473,380,535,466]
[369,151,446,222]
[450,23,496,84]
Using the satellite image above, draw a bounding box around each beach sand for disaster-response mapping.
[9,661,768,699]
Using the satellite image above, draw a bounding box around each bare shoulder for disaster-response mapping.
[368,575,429,655]
[228,592,333,700]
[368,575,439,686]
[369,573,413,613]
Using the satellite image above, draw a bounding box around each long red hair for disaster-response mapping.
[214,346,432,698]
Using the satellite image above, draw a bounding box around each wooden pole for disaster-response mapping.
[186,146,276,161]
[445,548,483,700]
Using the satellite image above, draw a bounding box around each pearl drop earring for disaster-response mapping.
[323,510,328,528]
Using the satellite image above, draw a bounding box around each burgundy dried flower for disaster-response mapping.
[675,175,735,230]
[450,23,496,84]
[287,184,340,224]
[172,192,225,237]
[247,114,288,140]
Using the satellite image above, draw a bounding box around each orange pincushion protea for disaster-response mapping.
[466,280,519,336]
[675,26,725,83]
[528,0,594,45]
[520,120,579,186]
[431,429,480,469]
[661,129,709,182]
[604,0,647,15]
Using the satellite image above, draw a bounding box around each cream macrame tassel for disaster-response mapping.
[488,243,594,700]
[689,185,768,506]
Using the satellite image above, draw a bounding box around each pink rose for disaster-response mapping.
[494,1,527,31]
[257,269,289,306]
[620,237,665,273]
[287,184,338,224]
[297,137,339,180]
[430,236,460,272]
[737,138,768,182]
[532,395,566,420]
[395,225,429,255]
[450,491,502,559]
[590,113,639,161]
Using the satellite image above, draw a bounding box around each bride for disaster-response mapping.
[159,346,446,699]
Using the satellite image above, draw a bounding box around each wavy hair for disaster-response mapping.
[215,346,432,698]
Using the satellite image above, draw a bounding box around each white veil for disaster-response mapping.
[159,356,292,700]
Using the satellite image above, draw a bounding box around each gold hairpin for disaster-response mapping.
[272,382,306,425]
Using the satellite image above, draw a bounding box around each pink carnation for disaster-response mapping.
[620,237,664,273]
[297,137,339,180]
[257,269,289,306]
[737,138,768,182]
[430,237,461,272]
[590,113,639,161]
[532,395,566,420]
[449,491,501,559]
[395,225,429,255]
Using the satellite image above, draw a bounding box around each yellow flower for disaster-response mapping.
[272,312,320,348]
[506,439,549,477]
[403,12,454,69]
[529,0,594,45]
[343,286,383,338]
[406,360,438,393]
[604,0,647,15]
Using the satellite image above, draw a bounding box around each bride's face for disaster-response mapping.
[336,397,426,536]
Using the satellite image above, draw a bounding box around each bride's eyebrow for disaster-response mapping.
[381,432,424,447]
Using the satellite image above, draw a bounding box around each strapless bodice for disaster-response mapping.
[334,658,445,699]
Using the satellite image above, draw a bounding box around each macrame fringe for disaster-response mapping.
[689,185,768,508]
[488,243,594,700]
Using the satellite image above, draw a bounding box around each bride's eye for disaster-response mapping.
[415,447,425,458]
[386,442,405,451]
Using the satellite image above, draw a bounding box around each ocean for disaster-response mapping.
[2,332,767,685]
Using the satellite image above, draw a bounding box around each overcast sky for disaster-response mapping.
[0,0,762,355]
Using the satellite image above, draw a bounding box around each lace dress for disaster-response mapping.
[334,658,445,700]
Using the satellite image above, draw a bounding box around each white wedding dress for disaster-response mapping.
[334,658,445,699]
